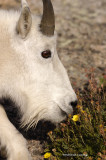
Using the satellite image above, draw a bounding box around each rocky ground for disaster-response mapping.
[0,0,106,159]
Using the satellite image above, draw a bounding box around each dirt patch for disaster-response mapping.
[0,0,106,159]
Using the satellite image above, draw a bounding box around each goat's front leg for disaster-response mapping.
[0,105,31,160]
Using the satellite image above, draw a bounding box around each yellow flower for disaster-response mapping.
[72,115,79,122]
[81,110,85,113]
[77,105,82,109]
[44,152,51,159]
[99,124,103,128]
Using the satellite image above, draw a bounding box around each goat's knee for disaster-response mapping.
[7,136,31,160]
[0,105,31,160]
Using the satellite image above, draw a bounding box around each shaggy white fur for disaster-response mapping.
[0,0,77,159]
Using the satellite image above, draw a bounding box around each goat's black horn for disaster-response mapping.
[40,0,55,36]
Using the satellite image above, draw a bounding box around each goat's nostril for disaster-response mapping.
[70,100,78,108]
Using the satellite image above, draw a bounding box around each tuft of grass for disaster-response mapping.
[44,73,106,160]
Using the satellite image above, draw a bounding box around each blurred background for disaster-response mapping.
[0,0,106,159]
[0,0,105,89]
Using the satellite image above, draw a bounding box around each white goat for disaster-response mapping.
[0,0,77,159]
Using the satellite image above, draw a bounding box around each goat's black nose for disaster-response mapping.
[71,100,78,108]
[70,100,78,114]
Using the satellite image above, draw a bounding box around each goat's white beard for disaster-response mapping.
[20,100,66,131]
[20,96,54,130]
[21,109,47,131]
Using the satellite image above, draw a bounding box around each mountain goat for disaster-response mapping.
[0,0,77,159]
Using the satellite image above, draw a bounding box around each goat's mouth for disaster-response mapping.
[60,107,68,117]
[54,101,72,118]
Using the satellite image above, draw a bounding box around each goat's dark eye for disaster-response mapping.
[41,50,51,59]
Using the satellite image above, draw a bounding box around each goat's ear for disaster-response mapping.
[16,6,32,38]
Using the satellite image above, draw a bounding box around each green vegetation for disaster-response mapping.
[44,74,106,160]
